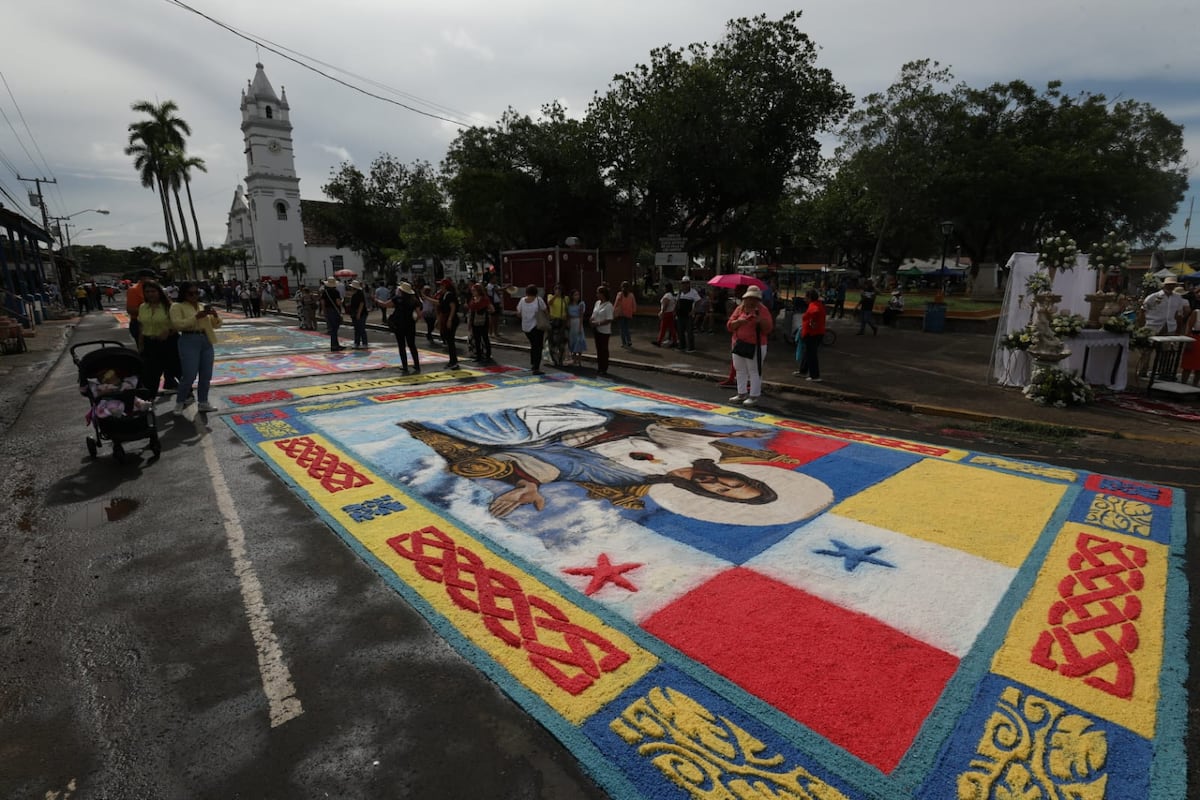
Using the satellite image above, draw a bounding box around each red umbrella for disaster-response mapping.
[332,269,357,279]
[707,273,766,290]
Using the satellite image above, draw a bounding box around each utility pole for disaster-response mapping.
[17,175,56,235]
[1181,196,1194,268]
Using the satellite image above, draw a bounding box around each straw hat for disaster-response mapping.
[1162,276,1179,286]
[349,279,363,290]
[742,285,763,299]
[398,281,415,295]
[324,277,337,287]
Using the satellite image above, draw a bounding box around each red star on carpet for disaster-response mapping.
[563,554,643,596]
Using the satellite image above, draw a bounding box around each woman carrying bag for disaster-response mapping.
[725,285,773,406]
[517,284,550,375]
[590,285,615,378]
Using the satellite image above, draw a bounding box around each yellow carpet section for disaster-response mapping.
[832,459,1067,568]
[992,522,1165,738]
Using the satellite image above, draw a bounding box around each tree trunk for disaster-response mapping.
[156,178,177,254]
[869,209,891,277]
[185,176,205,252]
[159,177,181,255]
[173,187,195,278]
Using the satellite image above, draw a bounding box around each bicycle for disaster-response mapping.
[823,329,837,347]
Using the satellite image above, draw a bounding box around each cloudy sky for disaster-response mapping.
[2,0,1197,253]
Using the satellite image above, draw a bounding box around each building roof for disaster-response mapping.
[300,200,341,247]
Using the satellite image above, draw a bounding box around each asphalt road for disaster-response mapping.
[1,312,1194,799]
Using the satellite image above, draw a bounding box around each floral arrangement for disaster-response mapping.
[1140,273,1162,293]
[1038,230,1079,273]
[1050,312,1086,338]
[1102,314,1132,334]
[1087,232,1131,272]
[1024,271,1054,296]
[1022,366,1094,407]
[1000,327,1036,350]
[1130,326,1155,349]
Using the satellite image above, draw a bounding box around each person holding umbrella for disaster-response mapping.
[726,285,773,406]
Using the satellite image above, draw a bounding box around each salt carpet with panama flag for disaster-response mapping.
[222,371,1188,799]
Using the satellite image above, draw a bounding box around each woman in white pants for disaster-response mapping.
[725,285,774,406]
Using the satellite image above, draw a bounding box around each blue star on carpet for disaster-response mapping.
[812,539,896,572]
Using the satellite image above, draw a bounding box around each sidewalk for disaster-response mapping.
[369,303,1196,446]
[0,317,78,435]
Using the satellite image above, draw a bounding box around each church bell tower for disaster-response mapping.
[240,63,305,277]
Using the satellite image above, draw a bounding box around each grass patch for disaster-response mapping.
[963,417,1096,443]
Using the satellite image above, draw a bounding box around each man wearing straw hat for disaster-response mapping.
[1143,275,1191,334]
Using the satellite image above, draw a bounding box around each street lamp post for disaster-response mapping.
[939,220,954,288]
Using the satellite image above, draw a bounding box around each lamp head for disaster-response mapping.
[940,220,954,236]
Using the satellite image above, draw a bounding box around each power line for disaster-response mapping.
[164,0,475,129]
[0,71,65,217]
[0,100,40,175]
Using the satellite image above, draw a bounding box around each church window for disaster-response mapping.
[275,201,288,220]
[331,256,344,271]
[265,106,273,119]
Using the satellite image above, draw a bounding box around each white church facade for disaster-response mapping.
[224,63,362,284]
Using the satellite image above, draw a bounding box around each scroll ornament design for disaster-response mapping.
[956,686,1108,800]
[1084,494,1153,538]
[610,687,849,800]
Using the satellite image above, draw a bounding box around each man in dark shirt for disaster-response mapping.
[856,280,879,335]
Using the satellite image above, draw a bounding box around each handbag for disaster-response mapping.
[731,339,757,358]
[534,300,551,332]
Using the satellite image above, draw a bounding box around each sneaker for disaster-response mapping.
[532,369,544,375]
[742,397,758,407]
[173,402,185,415]
[197,402,219,412]
[728,394,748,403]
[806,377,822,382]
[685,349,696,353]
[792,370,803,376]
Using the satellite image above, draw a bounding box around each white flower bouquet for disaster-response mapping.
[1038,230,1079,273]
[1022,366,1094,407]
[1088,232,1130,272]
[1050,312,1086,337]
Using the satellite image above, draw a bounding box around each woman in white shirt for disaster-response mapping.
[516,284,549,375]
[590,285,615,377]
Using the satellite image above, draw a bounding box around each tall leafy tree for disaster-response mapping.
[312,155,407,274]
[834,66,1189,268]
[586,12,852,261]
[443,103,614,257]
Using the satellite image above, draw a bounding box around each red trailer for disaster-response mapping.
[498,247,602,310]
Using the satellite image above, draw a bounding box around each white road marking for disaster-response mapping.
[202,432,304,728]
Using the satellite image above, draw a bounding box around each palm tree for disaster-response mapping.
[125,100,192,258]
[285,256,308,288]
[179,154,208,252]
[161,148,195,276]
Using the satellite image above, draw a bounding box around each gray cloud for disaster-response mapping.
[2,0,1195,250]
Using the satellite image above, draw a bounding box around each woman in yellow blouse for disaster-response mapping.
[168,281,222,414]
[136,280,179,396]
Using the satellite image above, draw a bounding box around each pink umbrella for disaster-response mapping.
[707,273,766,290]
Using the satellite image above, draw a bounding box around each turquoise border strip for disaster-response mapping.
[221,416,648,800]
[1150,486,1190,800]
[888,481,1082,792]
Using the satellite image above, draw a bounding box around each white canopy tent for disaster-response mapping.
[990,253,1129,390]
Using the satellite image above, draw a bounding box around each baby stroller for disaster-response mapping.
[71,340,162,462]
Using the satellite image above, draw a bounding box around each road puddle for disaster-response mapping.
[65,497,141,528]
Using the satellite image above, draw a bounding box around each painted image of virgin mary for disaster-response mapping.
[399,402,831,524]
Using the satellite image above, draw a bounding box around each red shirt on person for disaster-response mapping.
[802,298,827,337]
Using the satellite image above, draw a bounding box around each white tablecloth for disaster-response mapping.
[995,330,1129,390]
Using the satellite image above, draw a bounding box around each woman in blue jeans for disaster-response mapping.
[168,281,222,414]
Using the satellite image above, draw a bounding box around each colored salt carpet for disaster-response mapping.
[1097,391,1200,422]
[224,375,1189,799]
